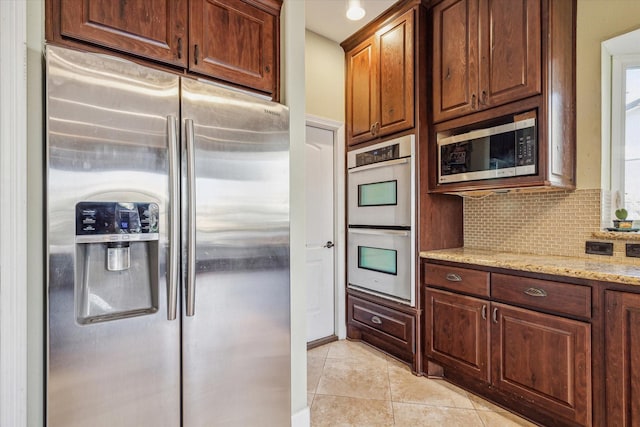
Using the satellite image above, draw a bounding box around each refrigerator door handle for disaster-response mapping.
[167,115,179,321]
[185,118,197,317]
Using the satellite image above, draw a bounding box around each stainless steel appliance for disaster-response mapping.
[438,111,537,184]
[46,45,290,427]
[347,136,413,227]
[346,136,415,306]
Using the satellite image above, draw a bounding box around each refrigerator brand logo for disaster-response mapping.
[263,109,280,117]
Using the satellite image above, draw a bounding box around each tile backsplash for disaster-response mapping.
[463,188,637,260]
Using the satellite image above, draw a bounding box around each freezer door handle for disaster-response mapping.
[185,118,197,317]
[167,115,179,321]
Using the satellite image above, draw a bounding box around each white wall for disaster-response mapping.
[282,1,309,425]
[26,0,44,425]
[576,0,640,189]
[305,30,345,123]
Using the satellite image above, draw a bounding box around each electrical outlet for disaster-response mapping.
[585,241,613,256]
[626,244,640,258]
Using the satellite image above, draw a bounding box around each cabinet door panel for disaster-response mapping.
[432,0,478,123]
[425,288,490,381]
[60,0,187,66]
[605,291,640,427]
[480,0,541,107]
[190,0,276,94]
[346,38,378,146]
[377,10,414,137]
[491,303,591,426]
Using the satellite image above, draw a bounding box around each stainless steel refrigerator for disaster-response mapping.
[45,45,291,427]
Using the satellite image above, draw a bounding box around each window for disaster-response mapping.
[611,57,640,219]
[602,29,640,222]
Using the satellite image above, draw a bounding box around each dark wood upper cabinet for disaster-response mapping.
[346,38,378,145]
[605,290,640,427]
[343,8,415,147]
[432,0,478,121]
[429,0,575,194]
[189,0,278,95]
[479,0,541,109]
[47,0,281,97]
[57,0,188,67]
[432,0,541,123]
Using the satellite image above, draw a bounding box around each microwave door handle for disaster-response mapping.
[348,228,410,237]
[348,157,409,173]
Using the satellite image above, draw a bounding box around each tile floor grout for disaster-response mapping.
[307,339,537,426]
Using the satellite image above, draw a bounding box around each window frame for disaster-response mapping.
[601,28,640,224]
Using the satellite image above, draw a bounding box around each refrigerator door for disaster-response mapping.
[181,78,291,427]
[46,46,181,427]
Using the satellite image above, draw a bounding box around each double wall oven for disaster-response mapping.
[347,135,415,306]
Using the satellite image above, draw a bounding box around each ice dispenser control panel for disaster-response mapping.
[75,202,159,243]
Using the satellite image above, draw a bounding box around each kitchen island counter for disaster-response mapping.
[420,247,640,286]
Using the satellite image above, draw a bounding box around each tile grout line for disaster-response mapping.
[385,356,396,425]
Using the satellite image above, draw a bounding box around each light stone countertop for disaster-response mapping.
[420,247,640,286]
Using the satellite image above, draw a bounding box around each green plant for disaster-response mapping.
[615,208,628,220]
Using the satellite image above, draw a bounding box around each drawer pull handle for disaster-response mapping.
[446,273,462,282]
[481,305,487,320]
[524,287,548,297]
[492,307,498,324]
[371,316,382,325]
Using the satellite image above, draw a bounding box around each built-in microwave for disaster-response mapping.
[438,111,537,184]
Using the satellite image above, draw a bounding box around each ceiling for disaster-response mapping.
[305,0,398,44]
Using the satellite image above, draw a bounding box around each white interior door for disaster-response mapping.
[305,125,335,342]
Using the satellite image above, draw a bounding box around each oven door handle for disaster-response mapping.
[348,157,409,173]
[348,228,410,237]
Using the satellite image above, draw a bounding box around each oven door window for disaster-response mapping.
[358,180,397,207]
[358,246,397,275]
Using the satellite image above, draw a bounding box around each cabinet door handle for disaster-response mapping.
[471,93,477,109]
[177,37,183,59]
[371,315,382,325]
[481,305,487,320]
[194,44,199,65]
[492,307,498,323]
[370,123,376,135]
[445,273,462,282]
[480,90,487,105]
[375,121,381,133]
[524,287,548,297]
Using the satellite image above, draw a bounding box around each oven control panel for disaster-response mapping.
[355,144,400,167]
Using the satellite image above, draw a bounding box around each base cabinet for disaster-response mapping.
[492,302,591,426]
[605,291,640,426]
[424,263,592,426]
[347,292,416,368]
[425,288,489,381]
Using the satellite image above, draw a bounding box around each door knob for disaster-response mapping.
[323,241,335,248]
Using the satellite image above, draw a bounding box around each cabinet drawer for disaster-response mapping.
[491,274,591,319]
[348,295,414,350]
[424,263,490,297]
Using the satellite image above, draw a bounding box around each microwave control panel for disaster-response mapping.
[515,121,536,167]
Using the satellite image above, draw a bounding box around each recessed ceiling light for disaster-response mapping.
[346,0,366,21]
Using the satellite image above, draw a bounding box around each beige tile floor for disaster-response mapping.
[307,339,538,427]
